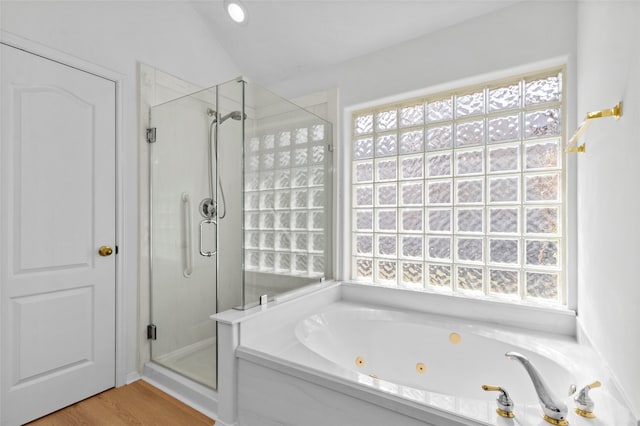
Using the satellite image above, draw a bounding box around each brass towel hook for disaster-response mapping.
[566,102,623,153]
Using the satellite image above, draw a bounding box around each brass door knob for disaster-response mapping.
[98,246,113,257]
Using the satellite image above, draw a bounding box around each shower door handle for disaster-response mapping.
[182,192,193,277]
[199,218,217,257]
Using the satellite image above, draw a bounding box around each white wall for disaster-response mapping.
[576,1,640,420]
[271,0,640,420]
[269,1,577,107]
[1,1,239,382]
[270,0,578,286]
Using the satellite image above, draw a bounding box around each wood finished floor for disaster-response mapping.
[26,380,214,426]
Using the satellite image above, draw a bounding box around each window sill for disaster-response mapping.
[341,281,577,336]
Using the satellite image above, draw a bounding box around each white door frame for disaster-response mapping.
[0,30,128,388]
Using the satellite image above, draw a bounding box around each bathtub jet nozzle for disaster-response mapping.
[505,351,568,425]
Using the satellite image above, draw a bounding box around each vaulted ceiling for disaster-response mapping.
[193,0,521,86]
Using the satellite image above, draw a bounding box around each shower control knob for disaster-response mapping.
[98,245,113,257]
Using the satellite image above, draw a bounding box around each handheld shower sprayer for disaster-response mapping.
[207,108,246,124]
[203,107,245,221]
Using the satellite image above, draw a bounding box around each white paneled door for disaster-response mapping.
[0,44,116,425]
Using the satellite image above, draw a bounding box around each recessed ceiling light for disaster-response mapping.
[225,1,247,24]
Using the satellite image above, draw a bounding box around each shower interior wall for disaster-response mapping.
[216,81,245,313]
[141,71,337,387]
[241,83,334,305]
[145,75,255,391]
[138,66,244,376]
[149,86,219,389]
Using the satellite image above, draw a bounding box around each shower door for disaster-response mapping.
[148,88,218,389]
[145,76,332,390]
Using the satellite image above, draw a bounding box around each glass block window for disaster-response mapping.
[351,69,565,304]
[245,122,328,277]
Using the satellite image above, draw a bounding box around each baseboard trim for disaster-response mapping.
[126,371,141,385]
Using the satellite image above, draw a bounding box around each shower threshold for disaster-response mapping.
[143,362,218,420]
[144,341,218,420]
[154,337,217,389]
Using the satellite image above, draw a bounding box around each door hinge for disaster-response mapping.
[146,127,157,143]
[147,324,157,340]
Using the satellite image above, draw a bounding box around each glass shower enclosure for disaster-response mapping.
[148,77,332,390]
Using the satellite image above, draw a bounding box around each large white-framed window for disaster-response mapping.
[350,68,566,305]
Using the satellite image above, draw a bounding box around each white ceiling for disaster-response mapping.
[193,0,521,86]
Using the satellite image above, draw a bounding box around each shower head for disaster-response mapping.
[218,110,246,124]
[207,108,246,124]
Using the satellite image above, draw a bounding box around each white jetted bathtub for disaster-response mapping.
[216,282,636,426]
[295,305,572,405]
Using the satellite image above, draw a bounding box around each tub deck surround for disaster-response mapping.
[211,281,342,426]
[341,281,578,336]
[212,282,636,426]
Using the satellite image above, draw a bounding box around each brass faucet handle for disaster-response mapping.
[482,384,515,418]
[574,380,601,419]
[482,385,502,392]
